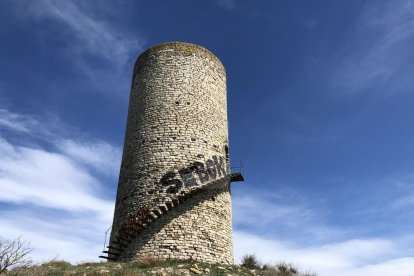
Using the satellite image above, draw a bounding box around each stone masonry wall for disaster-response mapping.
[110,42,233,264]
[120,185,233,263]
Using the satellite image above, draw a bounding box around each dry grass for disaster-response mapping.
[5,256,318,276]
[137,256,165,268]
[40,260,71,268]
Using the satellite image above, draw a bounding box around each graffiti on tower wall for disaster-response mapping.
[116,155,228,241]
[159,155,227,193]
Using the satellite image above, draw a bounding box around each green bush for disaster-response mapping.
[241,254,261,269]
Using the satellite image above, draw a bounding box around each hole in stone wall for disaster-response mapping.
[211,196,216,201]
[191,138,196,141]
[225,145,229,159]
[175,101,180,105]
[187,102,190,105]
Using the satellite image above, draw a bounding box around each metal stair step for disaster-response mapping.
[159,204,168,213]
[107,245,121,251]
[102,251,120,256]
[99,256,116,261]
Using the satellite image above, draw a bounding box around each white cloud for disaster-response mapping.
[232,188,414,275]
[234,231,414,276]
[2,107,413,272]
[233,189,315,227]
[58,139,121,177]
[0,108,66,141]
[25,0,144,68]
[0,210,108,263]
[232,188,345,243]
[11,0,145,92]
[332,1,414,95]
[0,138,113,217]
[0,108,41,133]
[0,109,120,262]
[383,174,414,211]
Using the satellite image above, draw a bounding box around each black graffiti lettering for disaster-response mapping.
[158,155,228,194]
[179,167,197,188]
[206,159,217,179]
[166,185,180,194]
[159,171,183,193]
[193,161,209,183]
[213,155,226,177]
[159,171,181,186]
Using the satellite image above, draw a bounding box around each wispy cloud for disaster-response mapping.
[232,188,345,244]
[302,18,319,29]
[58,139,121,177]
[216,0,237,11]
[213,0,278,22]
[0,138,113,215]
[12,0,145,93]
[24,0,144,69]
[0,108,120,262]
[232,186,414,275]
[332,1,414,96]
[385,174,414,211]
[0,210,108,263]
[234,231,414,276]
[0,108,42,134]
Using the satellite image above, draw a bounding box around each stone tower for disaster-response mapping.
[101,42,243,264]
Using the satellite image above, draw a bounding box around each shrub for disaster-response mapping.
[241,254,261,269]
[0,236,32,273]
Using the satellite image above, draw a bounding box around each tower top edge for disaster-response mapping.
[135,42,226,73]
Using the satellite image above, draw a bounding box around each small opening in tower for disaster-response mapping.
[225,145,229,159]
[187,102,190,105]
[175,101,179,105]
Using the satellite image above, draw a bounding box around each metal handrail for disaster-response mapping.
[230,159,244,174]
[103,226,112,251]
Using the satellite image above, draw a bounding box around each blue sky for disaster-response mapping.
[1,0,414,275]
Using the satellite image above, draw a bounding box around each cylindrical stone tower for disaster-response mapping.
[108,42,233,264]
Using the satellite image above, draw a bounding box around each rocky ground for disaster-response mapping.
[5,259,317,276]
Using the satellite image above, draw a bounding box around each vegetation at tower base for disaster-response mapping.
[0,236,32,273]
[5,258,318,275]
